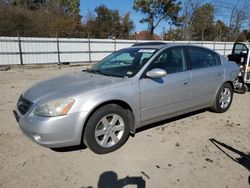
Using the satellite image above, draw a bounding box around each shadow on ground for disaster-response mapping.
[51,144,87,152]
[209,138,250,185]
[136,109,206,133]
[82,171,146,188]
[51,109,207,153]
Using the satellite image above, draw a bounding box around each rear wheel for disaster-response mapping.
[235,83,248,94]
[212,83,233,113]
[83,104,130,154]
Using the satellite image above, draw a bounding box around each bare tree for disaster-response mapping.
[133,0,181,36]
[180,0,202,40]
[214,0,250,41]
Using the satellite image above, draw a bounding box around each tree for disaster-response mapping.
[190,3,214,41]
[214,0,250,41]
[212,20,229,41]
[163,27,182,40]
[0,0,82,37]
[180,0,202,40]
[121,12,134,39]
[236,29,250,42]
[133,0,181,36]
[11,0,47,10]
[84,5,134,39]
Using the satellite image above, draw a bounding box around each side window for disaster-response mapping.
[102,53,133,68]
[233,43,248,55]
[187,47,219,69]
[140,52,153,65]
[149,47,187,74]
[113,53,133,65]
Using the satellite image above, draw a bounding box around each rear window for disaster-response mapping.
[187,47,221,69]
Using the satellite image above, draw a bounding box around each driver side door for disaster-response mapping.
[139,47,192,123]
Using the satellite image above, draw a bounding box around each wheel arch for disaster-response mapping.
[225,80,234,90]
[81,100,136,144]
[210,80,234,113]
[215,80,234,97]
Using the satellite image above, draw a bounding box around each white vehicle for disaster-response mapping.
[228,42,250,93]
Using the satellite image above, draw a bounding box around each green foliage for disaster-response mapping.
[163,1,249,42]
[1,1,249,40]
[212,20,230,41]
[190,3,214,41]
[11,0,80,15]
[133,0,181,35]
[84,5,134,39]
[236,29,250,41]
[163,27,182,40]
[0,1,82,37]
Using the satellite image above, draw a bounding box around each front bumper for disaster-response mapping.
[13,109,88,148]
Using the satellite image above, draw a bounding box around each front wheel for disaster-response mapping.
[83,104,130,154]
[212,83,233,113]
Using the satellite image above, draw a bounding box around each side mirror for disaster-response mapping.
[146,68,167,78]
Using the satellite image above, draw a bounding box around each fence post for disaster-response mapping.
[213,41,215,50]
[17,31,23,65]
[56,34,61,65]
[223,42,227,56]
[113,37,116,52]
[88,33,91,63]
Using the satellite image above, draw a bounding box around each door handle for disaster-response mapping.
[183,81,190,85]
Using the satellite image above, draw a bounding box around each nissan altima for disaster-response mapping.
[13,42,239,154]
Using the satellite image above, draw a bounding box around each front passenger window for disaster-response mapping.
[149,47,187,74]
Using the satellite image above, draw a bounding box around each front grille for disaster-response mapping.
[17,96,32,115]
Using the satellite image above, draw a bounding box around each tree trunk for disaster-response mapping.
[150,25,154,35]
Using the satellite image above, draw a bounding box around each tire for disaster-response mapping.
[212,83,234,113]
[235,84,248,94]
[83,104,130,154]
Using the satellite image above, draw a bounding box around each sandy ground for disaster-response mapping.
[0,65,249,188]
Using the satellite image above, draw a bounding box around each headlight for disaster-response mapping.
[34,98,75,117]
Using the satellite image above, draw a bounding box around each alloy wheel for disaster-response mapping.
[95,114,125,148]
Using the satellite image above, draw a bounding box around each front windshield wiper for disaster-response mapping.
[85,69,114,77]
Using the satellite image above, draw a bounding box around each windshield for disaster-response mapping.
[88,48,157,78]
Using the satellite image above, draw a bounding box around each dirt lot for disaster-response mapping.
[0,65,249,188]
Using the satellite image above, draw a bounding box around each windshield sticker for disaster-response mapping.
[126,71,133,75]
[138,49,155,53]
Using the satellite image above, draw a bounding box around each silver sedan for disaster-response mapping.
[14,43,239,154]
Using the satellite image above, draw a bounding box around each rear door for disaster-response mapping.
[186,47,224,106]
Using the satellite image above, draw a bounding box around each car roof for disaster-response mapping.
[129,42,222,56]
[130,42,191,50]
[130,42,167,49]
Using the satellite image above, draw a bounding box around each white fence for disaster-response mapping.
[0,36,250,65]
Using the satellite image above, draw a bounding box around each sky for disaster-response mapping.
[79,0,244,35]
[80,0,149,34]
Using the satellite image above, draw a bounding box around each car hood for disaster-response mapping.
[23,72,124,105]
